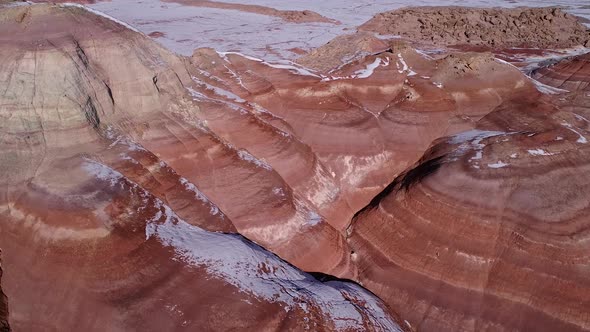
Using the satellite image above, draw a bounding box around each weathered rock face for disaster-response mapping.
[0,4,404,331]
[359,7,590,49]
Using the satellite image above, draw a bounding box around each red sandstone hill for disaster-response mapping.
[2,2,590,331]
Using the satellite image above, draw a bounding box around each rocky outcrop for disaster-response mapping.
[359,7,590,49]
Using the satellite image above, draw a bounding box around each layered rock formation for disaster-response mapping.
[183,32,590,331]
[3,1,590,331]
[198,43,538,230]
[360,7,590,49]
[0,3,403,331]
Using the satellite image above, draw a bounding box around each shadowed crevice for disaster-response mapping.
[152,75,160,93]
[104,81,115,105]
[73,39,89,68]
[351,151,447,222]
[83,97,100,129]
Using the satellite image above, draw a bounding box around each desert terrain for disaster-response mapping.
[1,0,590,331]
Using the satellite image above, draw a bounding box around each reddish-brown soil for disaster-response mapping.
[360,6,590,49]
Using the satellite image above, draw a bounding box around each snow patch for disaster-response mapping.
[561,121,588,143]
[373,33,402,40]
[266,60,321,78]
[448,130,513,167]
[415,49,434,59]
[323,56,390,81]
[449,130,508,145]
[218,51,320,78]
[179,177,221,216]
[495,57,570,95]
[530,79,569,95]
[396,53,417,76]
[272,187,286,198]
[527,149,554,156]
[82,159,123,187]
[237,150,273,171]
[82,159,400,329]
[191,76,246,103]
[487,161,509,168]
[307,211,322,226]
[354,57,384,79]
[105,127,146,152]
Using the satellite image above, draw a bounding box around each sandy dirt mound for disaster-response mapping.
[359,6,590,49]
